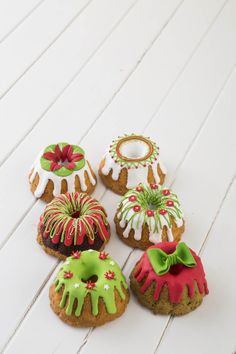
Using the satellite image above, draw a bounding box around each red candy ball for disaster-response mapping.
[162,189,170,196]
[150,183,158,189]
[159,209,167,215]
[166,200,174,207]
[136,186,143,192]
[129,195,137,202]
[146,210,155,217]
[133,205,141,212]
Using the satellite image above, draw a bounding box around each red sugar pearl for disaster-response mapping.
[159,209,167,215]
[166,200,174,207]
[162,189,170,196]
[136,186,143,192]
[133,205,141,212]
[146,210,155,217]
[129,195,137,202]
[150,183,158,189]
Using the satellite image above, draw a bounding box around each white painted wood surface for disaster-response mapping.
[0,0,235,353]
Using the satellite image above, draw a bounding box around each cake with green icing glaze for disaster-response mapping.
[99,134,166,195]
[49,250,130,326]
[29,142,97,202]
[114,183,185,250]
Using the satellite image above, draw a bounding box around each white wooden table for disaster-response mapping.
[0,0,235,353]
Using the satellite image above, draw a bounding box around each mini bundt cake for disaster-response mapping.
[130,242,208,315]
[29,142,96,202]
[50,250,129,326]
[37,192,110,260]
[99,134,166,195]
[114,183,184,249]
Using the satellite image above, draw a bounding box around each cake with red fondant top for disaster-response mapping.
[130,242,208,315]
[37,192,110,260]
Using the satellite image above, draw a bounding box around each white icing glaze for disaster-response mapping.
[117,184,184,244]
[101,135,166,189]
[30,151,96,198]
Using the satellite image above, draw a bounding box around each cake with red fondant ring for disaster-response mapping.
[130,242,208,315]
[37,192,110,260]
[29,142,96,202]
[99,134,166,195]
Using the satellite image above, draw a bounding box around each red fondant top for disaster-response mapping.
[134,242,209,303]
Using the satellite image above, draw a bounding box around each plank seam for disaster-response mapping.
[0,0,46,44]
[153,174,236,353]
[0,0,94,101]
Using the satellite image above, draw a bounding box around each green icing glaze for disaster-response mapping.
[40,142,85,177]
[54,250,128,316]
[147,242,196,275]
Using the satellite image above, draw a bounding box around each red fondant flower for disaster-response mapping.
[85,280,96,290]
[162,189,170,196]
[43,144,84,171]
[64,270,73,279]
[133,205,141,212]
[136,186,144,192]
[159,209,167,215]
[129,195,137,202]
[105,270,115,280]
[99,251,109,260]
[166,200,174,207]
[146,210,155,217]
[72,250,81,259]
[150,183,158,189]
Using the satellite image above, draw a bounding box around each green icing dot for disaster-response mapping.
[54,250,128,317]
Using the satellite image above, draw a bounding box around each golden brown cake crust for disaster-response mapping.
[114,212,185,250]
[29,159,97,203]
[49,283,130,327]
[98,159,165,196]
[130,263,204,316]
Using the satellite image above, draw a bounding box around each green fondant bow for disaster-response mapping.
[147,242,196,276]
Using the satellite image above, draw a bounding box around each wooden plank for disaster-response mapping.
[3,1,236,352]
[0,0,43,42]
[0,0,182,245]
[156,178,236,354]
[0,0,225,246]
[0,0,183,351]
[0,0,91,98]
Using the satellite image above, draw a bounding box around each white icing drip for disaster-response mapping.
[30,155,96,198]
[101,152,120,180]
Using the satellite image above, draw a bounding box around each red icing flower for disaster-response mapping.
[64,271,73,279]
[99,251,109,260]
[129,195,137,202]
[72,250,81,259]
[43,144,84,171]
[150,183,158,189]
[162,189,170,196]
[146,210,155,217]
[136,186,143,192]
[85,280,96,290]
[105,270,115,280]
[133,205,141,212]
[166,200,174,207]
[159,209,167,215]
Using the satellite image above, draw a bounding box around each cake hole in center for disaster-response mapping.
[59,158,69,166]
[71,211,80,218]
[169,264,184,276]
[81,275,98,283]
[119,139,150,159]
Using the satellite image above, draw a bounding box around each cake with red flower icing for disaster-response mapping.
[49,250,129,326]
[37,192,110,259]
[114,183,184,250]
[130,242,208,315]
[29,142,96,202]
[99,134,166,195]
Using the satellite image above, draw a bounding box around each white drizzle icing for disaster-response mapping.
[117,184,184,244]
[30,151,96,198]
[101,135,166,189]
